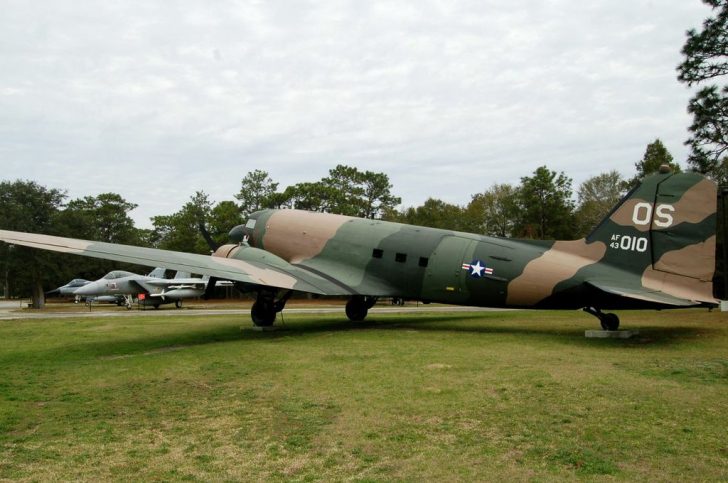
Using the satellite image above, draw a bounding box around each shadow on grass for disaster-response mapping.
[276,314,716,349]
[9,311,717,364]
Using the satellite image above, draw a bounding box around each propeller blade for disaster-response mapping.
[198,221,219,252]
[203,276,218,300]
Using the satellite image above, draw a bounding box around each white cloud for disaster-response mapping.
[0,0,710,226]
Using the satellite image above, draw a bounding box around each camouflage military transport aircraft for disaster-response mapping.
[0,170,719,330]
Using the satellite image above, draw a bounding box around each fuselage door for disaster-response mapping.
[420,236,477,304]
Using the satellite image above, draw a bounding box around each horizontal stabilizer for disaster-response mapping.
[586,280,699,307]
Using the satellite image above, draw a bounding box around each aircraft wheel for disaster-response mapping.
[345,297,368,322]
[153,303,160,309]
[251,300,276,327]
[601,313,620,331]
[175,300,182,308]
[126,304,132,310]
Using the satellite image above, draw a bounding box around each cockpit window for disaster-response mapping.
[103,270,134,280]
[245,219,257,230]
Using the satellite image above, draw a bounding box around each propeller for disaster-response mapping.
[198,221,220,252]
[198,221,220,299]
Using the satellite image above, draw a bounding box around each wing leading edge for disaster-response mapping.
[0,230,352,296]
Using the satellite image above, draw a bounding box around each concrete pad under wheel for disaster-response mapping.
[249,326,280,332]
[585,330,639,339]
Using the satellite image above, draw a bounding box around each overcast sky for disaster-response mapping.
[0,1,711,228]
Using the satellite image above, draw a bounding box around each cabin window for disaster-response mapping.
[419,257,429,267]
[245,219,257,229]
[372,248,383,259]
[395,253,407,263]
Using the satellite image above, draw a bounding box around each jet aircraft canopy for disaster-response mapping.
[102,270,136,280]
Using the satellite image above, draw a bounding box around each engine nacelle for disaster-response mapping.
[212,244,293,270]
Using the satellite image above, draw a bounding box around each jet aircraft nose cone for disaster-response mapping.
[73,282,98,296]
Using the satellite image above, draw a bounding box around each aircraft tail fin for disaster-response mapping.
[148,267,167,278]
[587,170,717,298]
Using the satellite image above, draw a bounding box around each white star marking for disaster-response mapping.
[470,261,485,277]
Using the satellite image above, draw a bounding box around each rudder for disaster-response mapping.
[588,171,717,283]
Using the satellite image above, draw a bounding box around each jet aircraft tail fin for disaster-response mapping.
[148,267,167,278]
[586,170,717,299]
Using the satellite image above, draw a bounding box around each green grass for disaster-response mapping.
[0,308,727,481]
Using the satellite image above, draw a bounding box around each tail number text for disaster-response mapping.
[610,234,648,252]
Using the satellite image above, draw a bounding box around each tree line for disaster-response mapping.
[0,139,678,301]
[1,0,726,301]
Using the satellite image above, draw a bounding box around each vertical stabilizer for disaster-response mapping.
[587,171,717,302]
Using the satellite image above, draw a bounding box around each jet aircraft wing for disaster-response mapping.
[0,230,352,296]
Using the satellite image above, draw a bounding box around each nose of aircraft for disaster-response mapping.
[229,224,246,244]
[73,281,101,296]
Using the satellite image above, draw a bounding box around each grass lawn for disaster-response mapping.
[0,307,726,481]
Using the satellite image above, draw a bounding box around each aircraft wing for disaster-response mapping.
[0,230,353,296]
[585,280,701,307]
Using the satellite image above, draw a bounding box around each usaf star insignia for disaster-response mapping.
[461,259,494,278]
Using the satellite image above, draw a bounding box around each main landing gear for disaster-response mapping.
[583,307,620,331]
[251,289,292,327]
[248,291,379,326]
[345,296,377,322]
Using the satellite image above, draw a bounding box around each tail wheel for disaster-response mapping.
[601,313,620,331]
[584,307,620,331]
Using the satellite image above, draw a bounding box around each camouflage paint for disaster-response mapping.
[0,171,719,312]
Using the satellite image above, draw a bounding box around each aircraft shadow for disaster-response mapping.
[273,315,714,349]
[14,313,714,362]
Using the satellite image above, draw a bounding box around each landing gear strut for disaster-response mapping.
[251,289,292,327]
[345,296,377,322]
[583,307,620,331]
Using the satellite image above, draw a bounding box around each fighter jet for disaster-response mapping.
[46,278,91,297]
[0,170,719,329]
[73,270,208,309]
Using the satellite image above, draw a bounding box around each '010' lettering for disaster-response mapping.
[610,234,648,252]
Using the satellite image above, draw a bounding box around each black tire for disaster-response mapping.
[601,313,620,331]
[175,300,182,309]
[251,300,276,327]
[345,299,368,322]
[153,303,160,309]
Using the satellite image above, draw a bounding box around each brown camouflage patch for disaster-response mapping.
[208,256,300,289]
[608,198,651,232]
[652,235,716,281]
[657,178,717,228]
[211,244,240,259]
[262,209,350,263]
[506,239,606,306]
[642,266,716,303]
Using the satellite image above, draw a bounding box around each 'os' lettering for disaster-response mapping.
[631,203,675,228]
[654,204,675,227]
[632,202,653,225]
